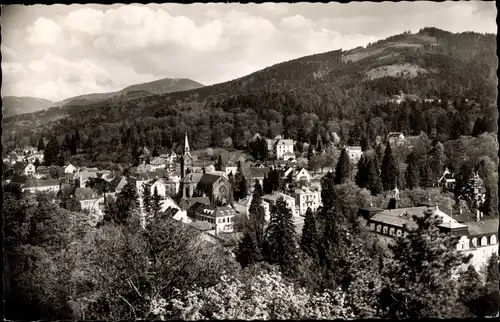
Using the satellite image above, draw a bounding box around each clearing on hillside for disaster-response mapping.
[366,63,428,79]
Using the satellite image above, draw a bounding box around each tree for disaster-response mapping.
[237,175,248,200]
[265,197,298,276]
[355,154,369,189]
[404,152,420,190]
[114,180,139,226]
[143,185,152,215]
[366,156,383,195]
[234,232,262,269]
[249,137,269,161]
[300,207,320,261]
[216,155,224,171]
[43,137,60,166]
[381,142,398,191]
[37,137,45,151]
[379,209,472,319]
[33,158,41,168]
[151,187,162,216]
[335,148,351,185]
[254,179,263,198]
[431,142,446,182]
[419,156,434,188]
[248,188,266,248]
[263,175,272,195]
[167,268,354,320]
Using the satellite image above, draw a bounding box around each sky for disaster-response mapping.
[1,2,497,102]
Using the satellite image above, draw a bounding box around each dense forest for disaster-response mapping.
[3,28,497,156]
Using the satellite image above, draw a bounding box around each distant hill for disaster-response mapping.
[4,28,497,155]
[51,77,205,108]
[2,96,54,117]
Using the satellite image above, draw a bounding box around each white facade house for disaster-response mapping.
[293,186,321,216]
[265,137,294,160]
[64,163,77,174]
[388,132,405,146]
[346,146,363,163]
[23,163,36,176]
[160,197,190,224]
[294,168,311,185]
[150,157,167,171]
[21,179,60,193]
[196,206,236,235]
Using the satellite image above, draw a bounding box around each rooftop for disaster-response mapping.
[466,219,499,236]
[23,179,60,188]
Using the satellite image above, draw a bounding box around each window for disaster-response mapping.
[389,228,394,236]
[481,236,488,246]
[490,235,497,245]
[471,238,477,247]
[382,226,388,235]
[376,225,381,233]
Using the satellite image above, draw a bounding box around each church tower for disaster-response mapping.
[181,132,193,178]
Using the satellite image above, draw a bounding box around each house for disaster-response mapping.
[345,146,363,164]
[75,187,105,219]
[26,153,44,164]
[265,138,294,160]
[223,163,238,177]
[204,164,216,173]
[137,163,153,173]
[293,186,321,216]
[21,179,60,193]
[294,167,311,186]
[359,189,498,272]
[75,168,99,188]
[283,151,295,161]
[245,167,270,186]
[143,178,169,198]
[234,194,271,221]
[159,197,190,224]
[64,163,77,174]
[150,157,167,171]
[438,167,456,190]
[107,176,128,197]
[388,132,405,146]
[14,162,36,176]
[194,205,236,235]
[262,192,297,217]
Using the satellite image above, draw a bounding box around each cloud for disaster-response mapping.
[2,2,497,101]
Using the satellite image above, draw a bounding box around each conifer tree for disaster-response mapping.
[419,157,434,188]
[367,157,384,195]
[380,209,472,319]
[151,187,162,216]
[74,129,81,150]
[248,188,266,247]
[62,134,72,151]
[355,154,369,189]
[216,155,224,171]
[43,137,60,166]
[115,180,139,224]
[143,185,152,215]
[381,141,398,191]
[263,175,272,195]
[265,197,298,276]
[405,152,420,190]
[431,142,446,182]
[33,158,41,168]
[300,207,319,261]
[234,232,262,269]
[237,175,248,200]
[316,136,323,153]
[37,137,45,151]
[254,179,263,198]
[335,148,351,185]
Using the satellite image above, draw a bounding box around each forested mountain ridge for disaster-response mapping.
[2,96,54,117]
[50,77,205,108]
[3,28,497,160]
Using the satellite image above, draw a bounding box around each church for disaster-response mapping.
[179,133,231,205]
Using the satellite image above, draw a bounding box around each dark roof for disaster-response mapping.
[466,219,499,237]
[8,175,28,185]
[246,167,270,179]
[162,206,180,218]
[181,172,204,184]
[189,221,213,231]
[14,162,29,171]
[179,197,211,210]
[108,176,127,192]
[198,173,224,186]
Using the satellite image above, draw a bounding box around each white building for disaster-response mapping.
[235,194,271,221]
[150,157,167,171]
[388,132,405,146]
[196,205,236,235]
[160,197,190,224]
[265,137,294,160]
[293,186,321,216]
[21,179,60,193]
[64,163,77,174]
[346,146,363,164]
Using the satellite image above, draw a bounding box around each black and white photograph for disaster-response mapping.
[2,1,499,320]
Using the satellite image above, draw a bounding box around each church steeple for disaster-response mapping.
[184,132,190,154]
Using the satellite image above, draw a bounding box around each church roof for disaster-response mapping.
[198,173,224,185]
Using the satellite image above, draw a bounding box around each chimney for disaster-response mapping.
[476,209,480,222]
